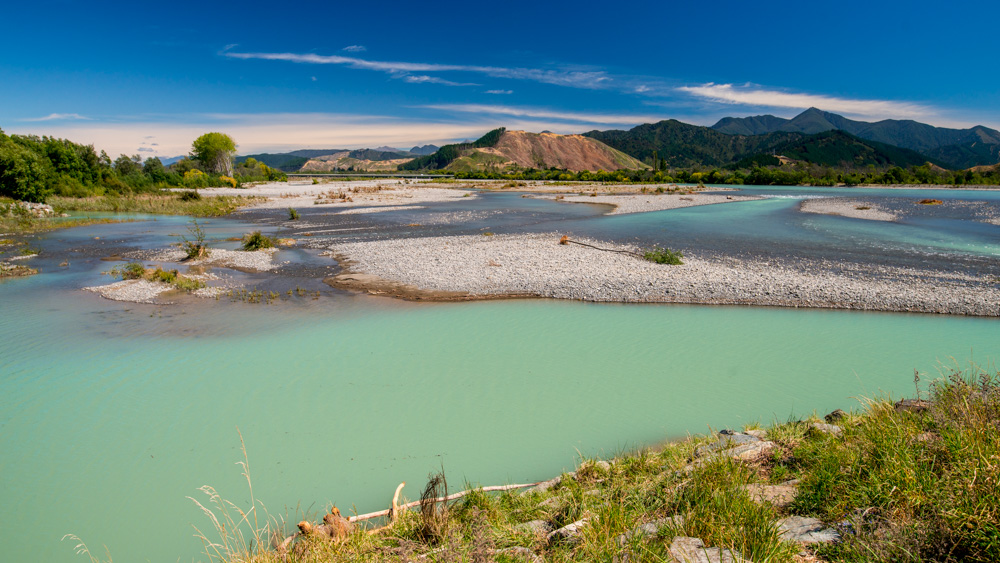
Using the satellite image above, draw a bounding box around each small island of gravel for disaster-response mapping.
[324,233,1000,316]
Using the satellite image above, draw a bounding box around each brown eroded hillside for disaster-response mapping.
[449,130,647,172]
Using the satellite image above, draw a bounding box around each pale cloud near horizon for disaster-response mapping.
[341,45,366,52]
[677,83,933,121]
[485,89,513,95]
[3,113,619,157]
[20,113,90,122]
[223,50,611,89]
[420,104,665,126]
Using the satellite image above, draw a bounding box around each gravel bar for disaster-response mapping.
[540,193,761,215]
[327,233,1000,316]
[800,198,897,222]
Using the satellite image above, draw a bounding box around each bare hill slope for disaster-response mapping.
[450,130,646,172]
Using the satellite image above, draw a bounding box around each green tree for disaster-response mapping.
[114,154,142,176]
[191,132,236,176]
[0,141,51,202]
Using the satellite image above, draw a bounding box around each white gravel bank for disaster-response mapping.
[540,193,760,215]
[84,279,174,303]
[189,181,474,210]
[328,233,1000,316]
[800,198,897,221]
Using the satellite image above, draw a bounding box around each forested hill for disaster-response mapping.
[764,130,945,168]
[583,120,804,168]
[587,118,960,170]
[712,108,1000,168]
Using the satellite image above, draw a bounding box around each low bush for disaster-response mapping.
[644,246,684,265]
[241,231,274,251]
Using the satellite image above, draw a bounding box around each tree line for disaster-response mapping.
[447,161,1000,186]
[0,130,286,202]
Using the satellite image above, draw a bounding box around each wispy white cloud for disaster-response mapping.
[420,104,664,126]
[404,75,478,87]
[485,89,513,95]
[20,113,90,122]
[223,50,611,89]
[342,45,366,52]
[676,83,932,120]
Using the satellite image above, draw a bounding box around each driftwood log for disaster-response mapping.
[275,479,547,552]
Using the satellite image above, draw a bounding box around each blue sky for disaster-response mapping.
[2,0,998,157]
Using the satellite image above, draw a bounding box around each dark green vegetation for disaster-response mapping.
[241,230,274,251]
[399,127,506,170]
[198,365,999,563]
[0,127,285,203]
[713,108,1000,169]
[643,246,684,265]
[288,207,300,221]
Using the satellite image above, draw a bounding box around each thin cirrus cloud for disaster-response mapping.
[222,50,611,89]
[676,83,933,120]
[20,113,90,122]
[341,45,366,52]
[485,89,513,95]
[420,104,664,126]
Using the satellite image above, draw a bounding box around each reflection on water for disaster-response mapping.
[1,188,999,562]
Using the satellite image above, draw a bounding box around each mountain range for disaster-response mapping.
[712,108,1000,168]
[227,109,999,173]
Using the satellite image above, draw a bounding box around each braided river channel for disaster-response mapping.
[2,184,998,561]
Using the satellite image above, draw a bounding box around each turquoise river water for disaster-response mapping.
[1,188,998,562]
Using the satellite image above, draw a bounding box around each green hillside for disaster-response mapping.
[713,108,1000,168]
[769,131,943,168]
[583,120,805,167]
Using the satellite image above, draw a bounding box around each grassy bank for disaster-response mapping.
[183,363,998,563]
[49,193,265,217]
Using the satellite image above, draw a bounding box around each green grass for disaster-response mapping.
[49,193,264,217]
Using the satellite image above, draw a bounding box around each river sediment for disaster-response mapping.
[323,233,1000,316]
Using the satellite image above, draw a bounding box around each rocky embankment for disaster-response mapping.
[324,233,1000,316]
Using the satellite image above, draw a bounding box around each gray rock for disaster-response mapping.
[515,520,552,536]
[546,517,590,545]
[695,432,761,458]
[668,536,744,563]
[744,429,768,439]
[744,482,797,508]
[616,515,685,545]
[810,423,843,436]
[777,516,841,544]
